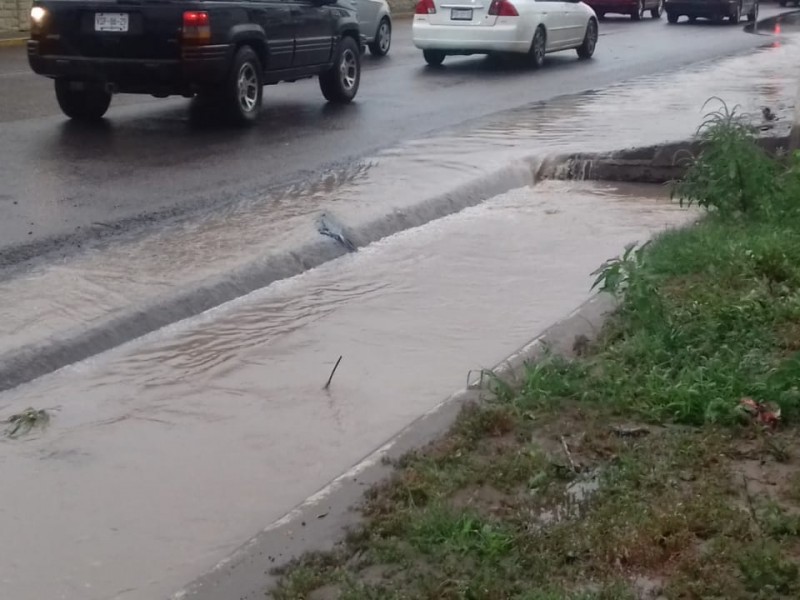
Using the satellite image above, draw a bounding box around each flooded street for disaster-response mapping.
[0,182,693,600]
[0,14,798,600]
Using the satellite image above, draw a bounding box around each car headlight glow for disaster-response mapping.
[30,6,47,24]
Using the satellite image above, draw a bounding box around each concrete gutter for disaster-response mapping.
[0,35,26,48]
[172,291,617,600]
[2,131,792,395]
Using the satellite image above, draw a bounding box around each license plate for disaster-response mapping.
[95,13,129,33]
[451,8,473,20]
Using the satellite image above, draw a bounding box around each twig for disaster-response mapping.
[742,473,762,533]
[323,356,343,390]
[560,435,579,473]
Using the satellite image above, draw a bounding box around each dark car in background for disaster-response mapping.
[585,0,664,20]
[27,0,363,124]
[665,0,758,23]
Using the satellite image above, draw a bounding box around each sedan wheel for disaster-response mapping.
[423,49,446,66]
[369,18,391,57]
[729,2,741,23]
[747,1,758,22]
[651,0,664,17]
[529,26,546,69]
[577,19,598,59]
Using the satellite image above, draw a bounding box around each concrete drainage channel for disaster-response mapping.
[172,131,793,600]
[1,40,797,394]
[0,128,792,394]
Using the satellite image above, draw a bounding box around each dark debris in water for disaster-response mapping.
[317,212,357,253]
[3,407,50,438]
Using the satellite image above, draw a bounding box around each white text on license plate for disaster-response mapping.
[451,8,473,20]
[95,13,129,33]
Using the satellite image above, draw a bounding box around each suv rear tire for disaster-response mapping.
[224,46,263,125]
[55,80,111,121]
[320,36,361,103]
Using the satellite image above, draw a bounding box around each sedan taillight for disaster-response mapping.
[488,0,519,16]
[415,0,437,14]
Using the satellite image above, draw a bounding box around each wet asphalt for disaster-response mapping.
[0,9,788,267]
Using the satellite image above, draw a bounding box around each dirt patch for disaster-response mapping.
[357,564,401,586]
[307,583,341,600]
[448,485,519,518]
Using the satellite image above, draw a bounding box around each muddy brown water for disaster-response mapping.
[0,37,798,600]
[0,182,692,600]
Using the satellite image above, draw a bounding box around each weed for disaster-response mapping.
[738,540,800,594]
[673,98,779,218]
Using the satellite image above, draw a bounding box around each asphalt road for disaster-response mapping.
[0,10,787,266]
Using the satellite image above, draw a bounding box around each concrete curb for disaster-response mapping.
[0,36,26,48]
[538,133,792,184]
[172,292,618,600]
[0,159,538,393]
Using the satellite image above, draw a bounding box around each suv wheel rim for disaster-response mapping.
[378,22,391,53]
[340,49,357,90]
[237,63,258,113]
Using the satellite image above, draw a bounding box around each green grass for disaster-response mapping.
[270,105,800,599]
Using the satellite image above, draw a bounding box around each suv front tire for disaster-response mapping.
[223,46,263,125]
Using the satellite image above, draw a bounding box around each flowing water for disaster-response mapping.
[0,182,693,600]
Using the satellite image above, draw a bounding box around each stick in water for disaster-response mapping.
[324,356,343,390]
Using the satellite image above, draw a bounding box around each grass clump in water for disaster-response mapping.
[270,104,800,599]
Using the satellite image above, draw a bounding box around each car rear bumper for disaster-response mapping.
[27,40,230,94]
[411,17,532,54]
[664,0,738,16]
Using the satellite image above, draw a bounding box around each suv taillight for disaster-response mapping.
[182,11,211,45]
[415,0,436,14]
[488,0,519,16]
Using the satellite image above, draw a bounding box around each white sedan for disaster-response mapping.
[412,0,598,67]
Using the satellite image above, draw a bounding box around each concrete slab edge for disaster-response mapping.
[171,291,617,600]
[0,37,26,48]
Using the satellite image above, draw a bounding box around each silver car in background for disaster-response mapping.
[342,0,393,56]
